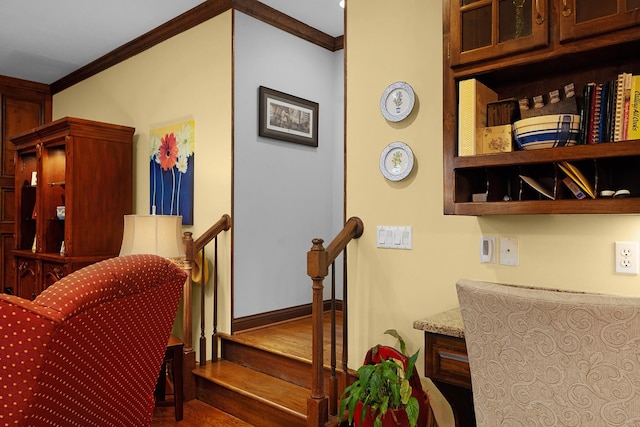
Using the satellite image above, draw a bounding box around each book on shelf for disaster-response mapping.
[486,99,519,126]
[588,83,602,144]
[479,125,512,154]
[598,81,610,143]
[558,161,595,199]
[614,73,631,141]
[458,78,498,156]
[622,73,633,140]
[628,75,640,140]
[579,83,595,145]
[562,177,587,199]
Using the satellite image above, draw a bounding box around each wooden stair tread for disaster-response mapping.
[219,332,310,364]
[194,360,309,416]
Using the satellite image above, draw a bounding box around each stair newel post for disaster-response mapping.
[181,231,197,401]
[182,231,195,353]
[307,238,329,427]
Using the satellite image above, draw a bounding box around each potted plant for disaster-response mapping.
[339,329,429,427]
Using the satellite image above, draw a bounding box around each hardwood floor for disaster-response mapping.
[152,399,253,426]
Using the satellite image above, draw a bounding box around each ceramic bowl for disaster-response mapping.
[513,114,581,150]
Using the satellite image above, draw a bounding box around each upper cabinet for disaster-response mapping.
[443,0,640,215]
[559,0,640,42]
[449,0,548,66]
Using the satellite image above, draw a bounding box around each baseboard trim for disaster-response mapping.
[232,300,343,332]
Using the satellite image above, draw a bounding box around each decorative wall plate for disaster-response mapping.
[380,81,415,122]
[380,142,414,181]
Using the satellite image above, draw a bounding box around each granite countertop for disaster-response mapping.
[413,307,465,338]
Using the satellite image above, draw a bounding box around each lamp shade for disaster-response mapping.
[119,214,185,259]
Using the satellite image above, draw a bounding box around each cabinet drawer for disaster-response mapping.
[425,332,471,389]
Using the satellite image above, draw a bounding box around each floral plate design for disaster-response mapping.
[380,142,414,181]
[380,81,415,122]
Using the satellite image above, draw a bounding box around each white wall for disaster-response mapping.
[233,11,344,318]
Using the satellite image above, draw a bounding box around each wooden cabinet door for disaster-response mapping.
[559,0,640,42]
[15,257,38,300]
[449,0,549,66]
[41,261,69,291]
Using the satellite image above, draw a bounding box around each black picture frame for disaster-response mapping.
[258,86,319,147]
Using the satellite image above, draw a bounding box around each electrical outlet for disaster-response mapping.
[615,241,639,274]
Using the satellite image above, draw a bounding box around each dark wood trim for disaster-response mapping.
[232,0,340,51]
[0,75,51,96]
[232,300,343,332]
[50,0,343,94]
[50,0,232,94]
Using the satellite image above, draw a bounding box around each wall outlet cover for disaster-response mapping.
[499,237,519,266]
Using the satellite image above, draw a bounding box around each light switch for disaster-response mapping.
[376,226,412,249]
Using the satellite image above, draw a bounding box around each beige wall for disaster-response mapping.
[346,0,640,367]
[49,1,640,371]
[53,13,234,351]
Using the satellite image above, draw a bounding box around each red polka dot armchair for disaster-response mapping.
[0,254,187,426]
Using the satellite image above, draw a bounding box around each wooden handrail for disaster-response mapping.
[193,214,232,253]
[324,217,364,265]
[181,214,232,361]
[307,216,363,427]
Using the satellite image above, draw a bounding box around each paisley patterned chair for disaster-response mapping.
[457,279,640,426]
[0,254,187,426]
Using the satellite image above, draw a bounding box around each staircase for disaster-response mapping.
[192,314,349,427]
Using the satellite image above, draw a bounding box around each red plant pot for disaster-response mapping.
[353,402,424,427]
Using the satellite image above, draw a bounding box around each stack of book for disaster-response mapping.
[579,73,640,144]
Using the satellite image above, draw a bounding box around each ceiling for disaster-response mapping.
[0,0,344,85]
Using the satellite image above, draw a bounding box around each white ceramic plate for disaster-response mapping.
[380,82,415,122]
[380,142,414,181]
[519,175,555,200]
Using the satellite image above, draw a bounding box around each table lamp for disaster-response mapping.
[119,214,185,260]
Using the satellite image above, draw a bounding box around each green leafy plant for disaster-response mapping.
[339,329,421,427]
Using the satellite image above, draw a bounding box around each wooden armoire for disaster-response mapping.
[0,75,51,295]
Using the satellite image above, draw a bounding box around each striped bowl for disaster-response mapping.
[513,114,581,150]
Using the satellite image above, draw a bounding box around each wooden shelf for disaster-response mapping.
[454,140,640,169]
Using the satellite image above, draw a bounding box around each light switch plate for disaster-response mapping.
[376,226,412,249]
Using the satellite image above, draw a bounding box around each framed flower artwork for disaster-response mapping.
[150,120,194,225]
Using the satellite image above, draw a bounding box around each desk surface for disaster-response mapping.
[413,307,464,338]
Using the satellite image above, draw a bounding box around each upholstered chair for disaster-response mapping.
[457,279,640,426]
[0,254,187,426]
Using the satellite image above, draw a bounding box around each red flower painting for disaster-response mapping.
[150,120,195,224]
[158,132,179,170]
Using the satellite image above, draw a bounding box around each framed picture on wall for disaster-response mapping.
[258,86,319,147]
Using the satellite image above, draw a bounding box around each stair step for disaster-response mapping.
[220,333,314,388]
[194,360,309,427]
